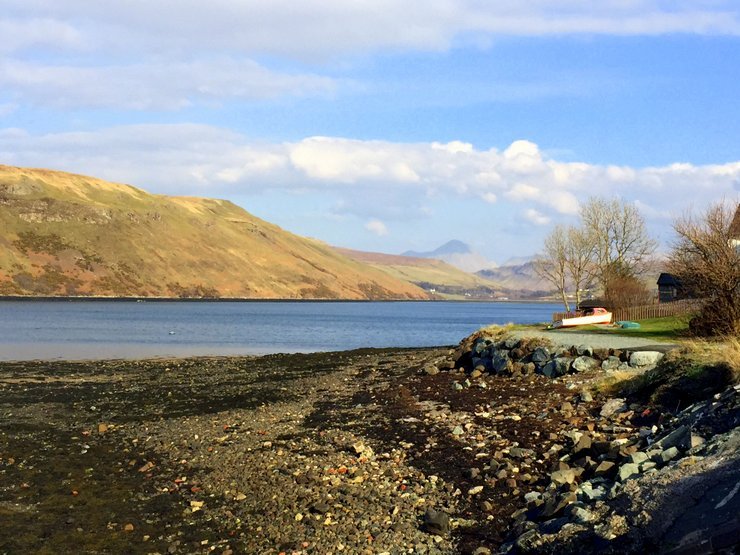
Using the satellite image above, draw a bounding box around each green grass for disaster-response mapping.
[531,315,692,341]
[608,315,691,340]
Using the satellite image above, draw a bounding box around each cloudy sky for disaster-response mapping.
[2,1,739,264]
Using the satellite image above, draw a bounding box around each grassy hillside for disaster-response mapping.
[334,247,503,299]
[0,165,431,300]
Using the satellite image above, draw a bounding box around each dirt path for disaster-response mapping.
[509,328,680,352]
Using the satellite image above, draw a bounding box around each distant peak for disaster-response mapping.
[402,239,472,258]
[435,240,472,255]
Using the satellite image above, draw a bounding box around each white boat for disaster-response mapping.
[552,307,612,328]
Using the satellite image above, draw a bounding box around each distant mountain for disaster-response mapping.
[335,247,504,299]
[403,239,471,258]
[0,165,430,300]
[476,259,551,294]
[501,255,535,267]
[402,240,495,273]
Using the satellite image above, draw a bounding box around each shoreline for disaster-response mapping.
[0,295,558,304]
[1,339,737,554]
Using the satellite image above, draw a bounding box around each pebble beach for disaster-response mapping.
[1,330,738,554]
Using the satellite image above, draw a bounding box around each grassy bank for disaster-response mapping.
[595,335,740,406]
[531,315,691,341]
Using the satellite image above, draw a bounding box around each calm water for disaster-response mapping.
[0,300,561,361]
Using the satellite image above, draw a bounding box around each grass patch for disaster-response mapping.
[593,336,739,410]
[610,315,691,340]
[682,335,740,382]
[549,315,691,341]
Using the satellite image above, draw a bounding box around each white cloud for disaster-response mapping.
[0,59,337,109]
[505,183,539,201]
[2,124,739,227]
[289,137,421,184]
[3,2,739,60]
[365,219,389,236]
[524,208,550,226]
[2,3,737,112]
[0,18,81,54]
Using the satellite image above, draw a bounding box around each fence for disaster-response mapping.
[552,299,701,323]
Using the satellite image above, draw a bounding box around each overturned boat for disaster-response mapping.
[552,306,612,328]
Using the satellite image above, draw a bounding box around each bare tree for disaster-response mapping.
[564,225,597,307]
[602,275,653,308]
[580,197,657,286]
[668,201,740,336]
[535,197,656,311]
[534,225,571,312]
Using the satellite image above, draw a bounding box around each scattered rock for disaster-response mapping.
[568,506,593,524]
[593,460,616,479]
[580,390,594,403]
[423,508,450,536]
[600,398,628,418]
[423,364,440,376]
[573,433,592,456]
[550,469,577,485]
[617,463,641,482]
[660,446,680,463]
[311,502,331,514]
[656,425,690,451]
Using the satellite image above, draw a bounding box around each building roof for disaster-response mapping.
[657,272,682,286]
[730,204,740,240]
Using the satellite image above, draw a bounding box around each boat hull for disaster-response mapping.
[552,312,613,328]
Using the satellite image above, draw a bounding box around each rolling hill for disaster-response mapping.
[334,247,504,299]
[0,165,431,300]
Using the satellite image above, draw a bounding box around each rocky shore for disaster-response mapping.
[0,329,738,554]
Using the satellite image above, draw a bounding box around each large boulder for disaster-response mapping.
[492,351,512,374]
[472,338,493,355]
[471,357,494,373]
[531,347,551,366]
[572,356,600,373]
[601,356,621,371]
[629,351,665,367]
[541,357,572,378]
[655,425,691,451]
[504,337,521,350]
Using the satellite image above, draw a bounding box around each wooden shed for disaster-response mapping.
[731,203,740,250]
[657,273,684,303]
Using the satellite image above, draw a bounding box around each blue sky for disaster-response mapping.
[2,1,739,265]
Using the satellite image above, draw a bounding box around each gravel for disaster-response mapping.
[0,330,736,555]
[508,328,679,352]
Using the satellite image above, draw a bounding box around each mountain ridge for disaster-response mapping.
[0,165,430,300]
[334,246,504,299]
[402,239,472,258]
